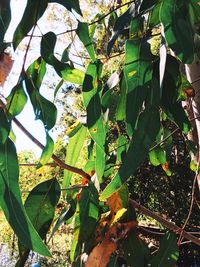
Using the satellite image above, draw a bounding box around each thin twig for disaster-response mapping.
[177,157,200,245]
[130,199,200,246]
[21,184,87,193]
[13,117,91,180]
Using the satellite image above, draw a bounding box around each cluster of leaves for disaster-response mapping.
[0,0,200,266]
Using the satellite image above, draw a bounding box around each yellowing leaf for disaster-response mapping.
[111,208,127,225]
[107,184,129,216]
[0,53,14,86]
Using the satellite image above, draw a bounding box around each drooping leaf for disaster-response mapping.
[101,75,160,200]
[82,61,106,182]
[116,72,127,121]
[124,38,153,136]
[101,107,160,200]
[70,182,99,261]
[17,178,61,265]
[116,135,128,163]
[6,82,28,118]
[107,1,141,55]
[149,147,167,166]
[63,124,87,189]
[162,55,191,134]
[149,232,179,266]
[48,199,76,242]
[0,0,11,44]
[0,139,50,256]
[148,2,161,28]
[13,0,48,49]
[108,184,129,216]
[82,61,106,150]
[54,79,64,100]
[48,0,82,16]
[95,144,105,183]
[38,132,54,167]
[123,230,150,267]
[25,58,57,131]
[76,21,96,61]
[160,0,194,63]
[41,32,85,84]
[0,108,10,144]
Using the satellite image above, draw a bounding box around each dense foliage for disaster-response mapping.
[0,0,200,266]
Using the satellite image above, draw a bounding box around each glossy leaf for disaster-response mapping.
[13,0,48,49]
[63,124,87,189]
[101,107,160,200]
[123,230,150,267]
[48,0,82,15]
[0,108,10,144]
[0,139,50,256]
[107,2,141,55]
[162,55,191,134]
[25,59,57,131]
[17,178,61,265]
[160,0,194,63]
[48,200,76,242]
[38,132,54,167]
[6,82,28,118]
[116,72,126,121]
[0,0,11,44]
[41,32,85,84]
[149,232,179,266]
[124,39,153,136]
[76,22,96,61]
[82,61,106,150]
[149,147,166,166]
[96,144,105,183]
[70,182,99,261]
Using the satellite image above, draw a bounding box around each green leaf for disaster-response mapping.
[162,55,191,134]
[61,68,85,85]
[139,0,157,13]
[13,0,48,49]
[101,106,160,200]
[0,139,50,256]
[160,0,194,63]
[17,178,61,265]
[38,132,54,167]
[149,232,179,266]
[149,147,166,166]
[0,0,11,44]
[76,22,96,61]
[63,124,87,189]
[54,79,64,99]
[82,61,106,151]
[6,82,28,118]
[124,38,153,136]
[117,135,128,162]
[148,2,161,28]
[101,78,160,200]
[41,32,84,85]
[116,72,126,121]
[48,200,76,242]
[0,109,10,144]
[70,182,99,261]
[123,230,150,267]
[96,144,105,183]
[107,2,141,55]
[48,0,82,16]
[25,59,57,131]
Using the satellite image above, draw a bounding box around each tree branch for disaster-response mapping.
[13,117,91,180]
[130,199,200,246]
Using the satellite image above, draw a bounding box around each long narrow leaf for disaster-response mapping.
[0,139,50,256]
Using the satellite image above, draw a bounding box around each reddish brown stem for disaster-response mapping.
[13,117,91,180]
